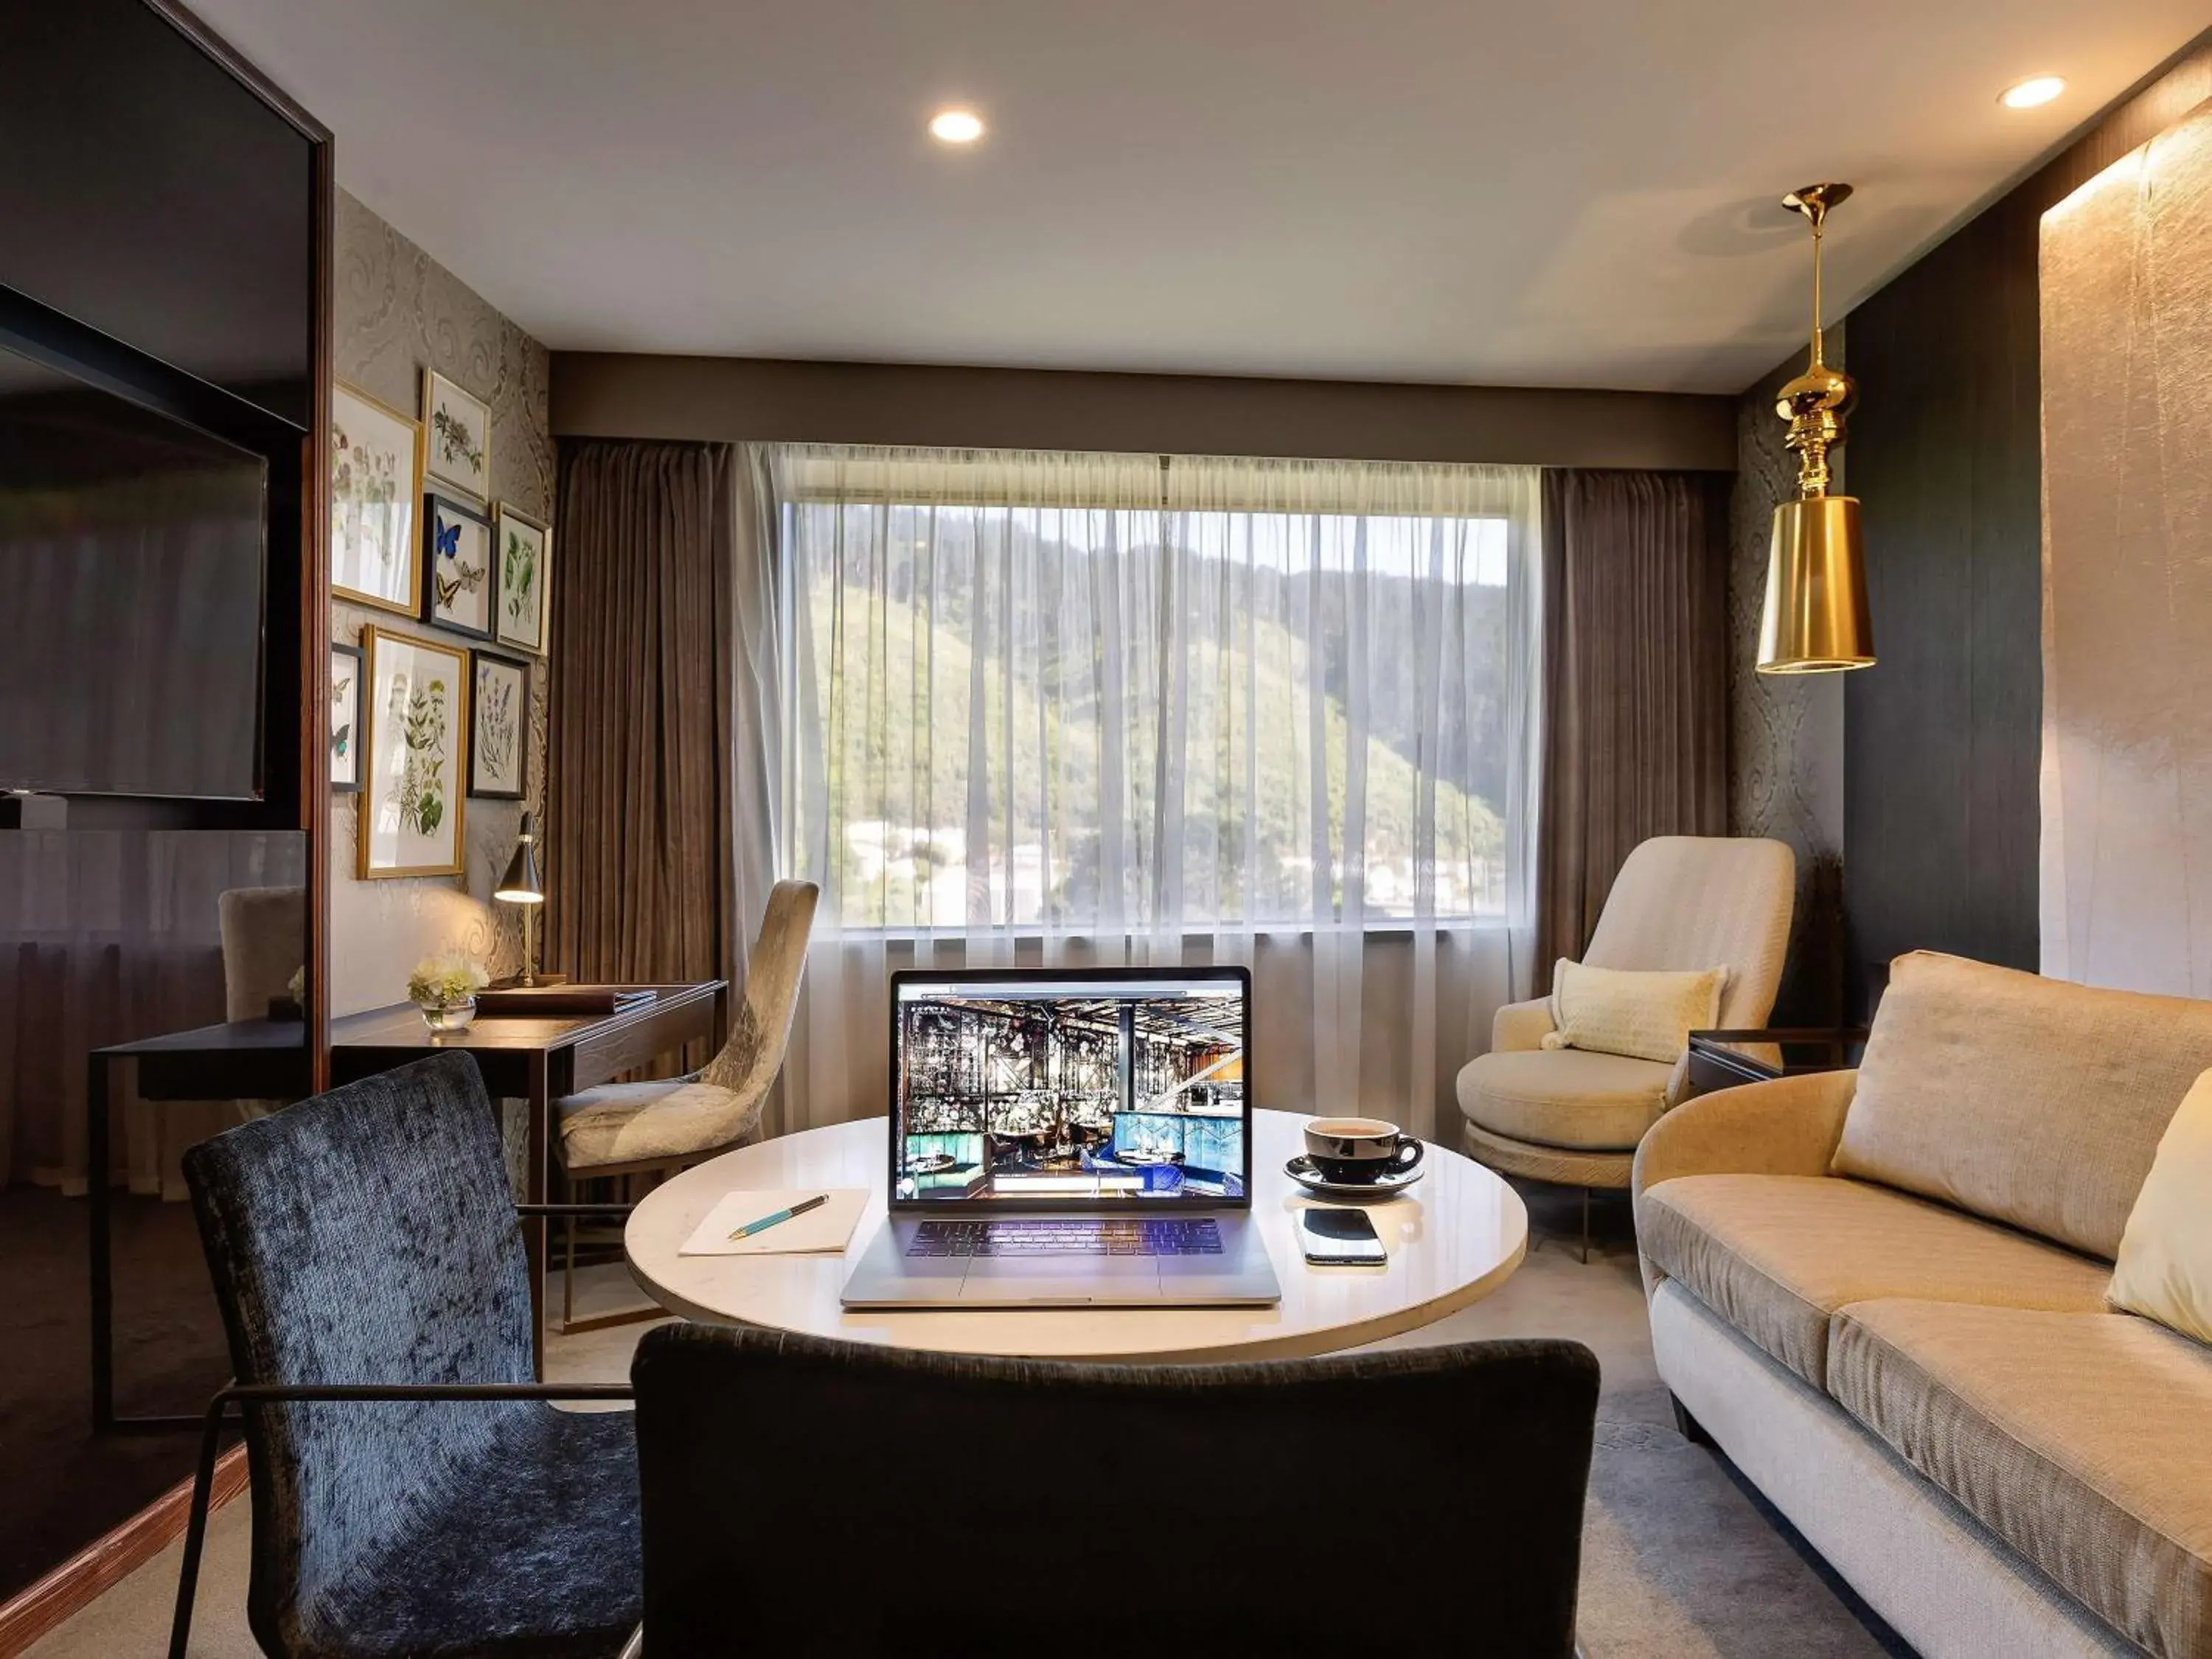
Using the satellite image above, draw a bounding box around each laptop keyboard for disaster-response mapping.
[907,1218,1225,1259]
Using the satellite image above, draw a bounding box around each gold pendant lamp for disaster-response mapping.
[1757,182,1875,674]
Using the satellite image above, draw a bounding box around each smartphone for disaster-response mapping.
[1298,1207,1387,1266]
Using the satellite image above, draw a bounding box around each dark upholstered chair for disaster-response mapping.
[631,1325,1600,1658]
[173,1051,642,1659]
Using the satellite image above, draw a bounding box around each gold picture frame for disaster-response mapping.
[356,625,470,880]
[492,502,552,655]
[330,381,424,616]
[420,366,492,499]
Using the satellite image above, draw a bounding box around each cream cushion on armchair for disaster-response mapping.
[1456,836,1795,1190]
[558,1079,764,1168]
[1462,1049,1676,1151]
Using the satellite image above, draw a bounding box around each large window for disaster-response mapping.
[774,446,1539,936]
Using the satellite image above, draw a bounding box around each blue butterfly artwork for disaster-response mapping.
[427,505,488,629]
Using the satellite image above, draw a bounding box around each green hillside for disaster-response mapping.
[798,573,1506,926]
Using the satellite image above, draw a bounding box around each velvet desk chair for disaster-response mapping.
[172,1052,641,1659]
[551,877,818,1329]
[631,1325,1601,1658]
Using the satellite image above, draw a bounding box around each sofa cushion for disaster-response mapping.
[1456,1048,1672,1151]
[1638,1173,2112,1389]
[1829,1301,2212,1659]
[1545,959,1725,1065]
[2111,1068,2212,1346]
[1832,951,2212,1259]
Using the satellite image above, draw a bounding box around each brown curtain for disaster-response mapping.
[1534,469,1730,984]
[546,440,737,1032]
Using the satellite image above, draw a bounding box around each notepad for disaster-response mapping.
[678,1189,869,1256]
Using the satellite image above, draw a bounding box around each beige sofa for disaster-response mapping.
[1634,951,2212,1659]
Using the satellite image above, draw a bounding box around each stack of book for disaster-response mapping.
[473,985,660,1018]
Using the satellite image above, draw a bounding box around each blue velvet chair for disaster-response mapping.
[173,1051,642,1659]
[631,1324,1600,1658]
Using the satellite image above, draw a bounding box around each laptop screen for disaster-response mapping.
[889,969,1251,1208]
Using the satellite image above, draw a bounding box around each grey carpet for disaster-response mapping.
[32,1183,1916,1659]
[1392,1183,1912,1659]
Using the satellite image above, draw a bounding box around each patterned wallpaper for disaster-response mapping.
[1728,342,1846,1021]
[329,189,552,1015]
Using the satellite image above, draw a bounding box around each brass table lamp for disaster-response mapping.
[494,812,546,988]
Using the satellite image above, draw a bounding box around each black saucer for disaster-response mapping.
[1284,1155,1424,1200]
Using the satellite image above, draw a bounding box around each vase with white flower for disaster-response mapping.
[408,955,488,1032]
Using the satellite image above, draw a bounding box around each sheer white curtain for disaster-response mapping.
[757,444,1541,1143]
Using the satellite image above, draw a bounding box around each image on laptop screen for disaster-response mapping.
[892,974,1248,1203]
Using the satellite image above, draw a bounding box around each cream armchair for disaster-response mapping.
[1456,836,1795,1249]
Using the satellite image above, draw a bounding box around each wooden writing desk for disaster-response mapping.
[88,981,726,1430]
[330,981,728,1374]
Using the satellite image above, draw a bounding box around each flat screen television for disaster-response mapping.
[0,342,268,799]
[0,0,316,429]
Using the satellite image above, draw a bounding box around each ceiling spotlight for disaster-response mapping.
[929,108,985,145]
[2000,75,2066,110]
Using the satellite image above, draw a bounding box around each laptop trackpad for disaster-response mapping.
[961,1256,1161,1302]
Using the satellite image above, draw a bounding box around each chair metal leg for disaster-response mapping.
[1579,1186,1591,1265]
[563,1198,577,1329]
[553,1161,694,1334]
[167,1393,231,1659]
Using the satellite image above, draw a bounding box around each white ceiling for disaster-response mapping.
[192,0,2205,394]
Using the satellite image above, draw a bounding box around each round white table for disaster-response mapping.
[625,1109,1528,1363]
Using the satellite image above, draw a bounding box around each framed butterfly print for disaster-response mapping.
[493,504,552,656]
[330,641,363,793]
[330,383,422,616]
[467,649,529,800]
[422,492,494,639]
[420,368,491,498]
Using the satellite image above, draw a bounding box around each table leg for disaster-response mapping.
[88,1056,206,1434]
[88,1051,113,1433]
[526,1051,549,1378]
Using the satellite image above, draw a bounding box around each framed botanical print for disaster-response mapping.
[467,649,529,800]
[330,641,363,793]
[358,626,469,879]
[492,504,552,656]
[420,367,491,498]
[330,382,422,615]
[422,492,495,639]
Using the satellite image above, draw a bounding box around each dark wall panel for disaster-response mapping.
[1843,201,2042,1006]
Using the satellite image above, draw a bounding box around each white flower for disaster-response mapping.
[408,953,489,1005]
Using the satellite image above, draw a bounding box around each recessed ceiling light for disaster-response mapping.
[929,108,985,145]
[2000,75,2066,110]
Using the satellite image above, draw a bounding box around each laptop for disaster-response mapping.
[840,967,1282,1308]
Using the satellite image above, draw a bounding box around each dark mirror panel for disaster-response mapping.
[0,827,307,1597]
[0,343,270,799]
[0,1,314,428]
[0,827,310,1183]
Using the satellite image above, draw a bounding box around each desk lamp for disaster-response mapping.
[494,812,546,987]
